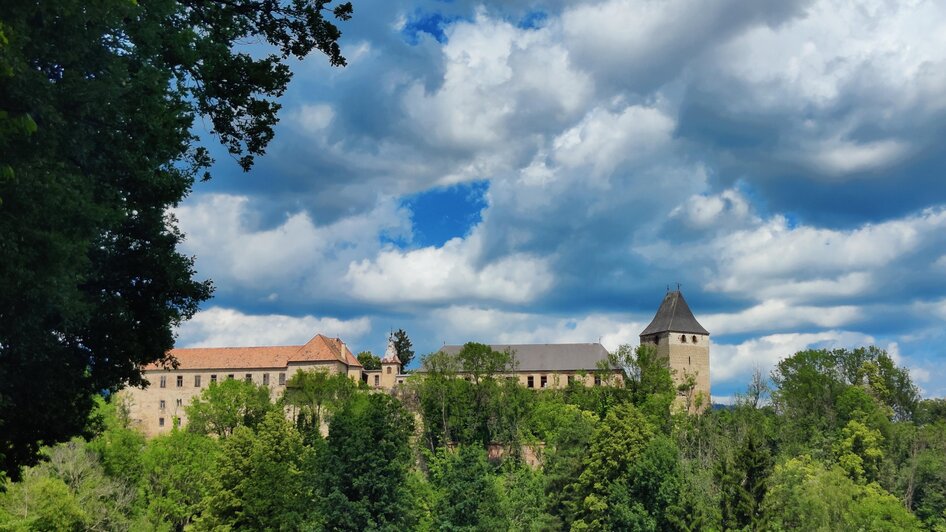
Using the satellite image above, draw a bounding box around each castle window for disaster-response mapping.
[158,417,165,427]
[245,373,252,383]
[688,356,691,365]
[386,366,391,374]
[210,374,217,384]
[692,335,697,343]
[681,335,687,343]
[279,373,286,386]
[194,375,201,387]
[176,375,183,387]
[159,400,166,410]
[262,373,269,386]
[159,375,167,388]
[540,375,548,388]
[176,398,182,407]
[374,375,380,387]
[527,376,534,388]
[594,375,602,386]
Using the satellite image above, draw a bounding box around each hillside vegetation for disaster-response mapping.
[1,344,944,531]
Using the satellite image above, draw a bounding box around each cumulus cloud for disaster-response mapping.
[177,307,372,348]
[175,0,946,397]
[345,233,554,305]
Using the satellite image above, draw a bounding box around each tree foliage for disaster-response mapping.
[185,378,274,438]
[392,329,415,369]
[0,0,352,478]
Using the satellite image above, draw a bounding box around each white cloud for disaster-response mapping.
[293,104,335,133]
[402,9,592,153]
[806,138,912,177]
[176,307,371,348]
[345,233,554,305]
[551,104,676,181]
[702,300,862,335]
[711,330,875,382]
[670,188,755,230]
[175,193,412,299]
[431,305,647,353]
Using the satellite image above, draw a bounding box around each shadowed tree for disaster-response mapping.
[0,0,352,478]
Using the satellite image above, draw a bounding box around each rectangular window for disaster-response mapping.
[227,374,234,380]
[386,366,391,374]
[262,373,269,386]
[527,375,534,388]
[194,375,202,387]
[210,374,217,384]
[158,417,165,427]
[245,373,252,383]
[176,398,182,407]
[159,400,166,410]
[159,375,167,388]
[594,375,602,386]
[176,375,183,388]
[279,373,286,386]
[540,375,548,388]
[567,375,575,385]
[374,375,380,387]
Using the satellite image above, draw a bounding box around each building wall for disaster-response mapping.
[124,361,361,437]
[646,332,711,411]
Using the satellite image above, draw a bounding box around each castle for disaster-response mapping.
[122,290,709,435]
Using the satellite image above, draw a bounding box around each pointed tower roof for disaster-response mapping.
[381,337,401,365]
[640,290,709,336]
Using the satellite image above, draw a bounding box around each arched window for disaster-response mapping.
[692,335,697,343]
[680,334,687,343]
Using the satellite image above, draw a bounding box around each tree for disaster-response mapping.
[316,394,415,530]
[137,430,220,529]
[185,378,274,437]
[427,445,507,531]
[0,0,352,478]
[761,455,922,531]
[357,350,381,371]
[197,411,313,530]
[282,369,357,442]
[392,329,416,369]
[572,402,655,529]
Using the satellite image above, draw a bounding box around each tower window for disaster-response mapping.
[681,335,687,343]
[692,335,697,343]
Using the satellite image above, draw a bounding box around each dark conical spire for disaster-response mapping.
[640,290,709,336]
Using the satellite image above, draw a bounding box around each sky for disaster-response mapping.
[173,0,946,402]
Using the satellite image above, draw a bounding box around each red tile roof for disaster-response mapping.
[145,334,362,370]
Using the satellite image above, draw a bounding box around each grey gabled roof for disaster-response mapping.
[640,290,710,336]
[438,343,610,372]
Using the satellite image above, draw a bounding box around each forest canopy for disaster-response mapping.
[1,345,943,531]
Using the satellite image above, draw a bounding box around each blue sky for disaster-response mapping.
[173,0,946,401]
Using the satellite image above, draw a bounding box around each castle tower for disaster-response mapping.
[640,290,710,411]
